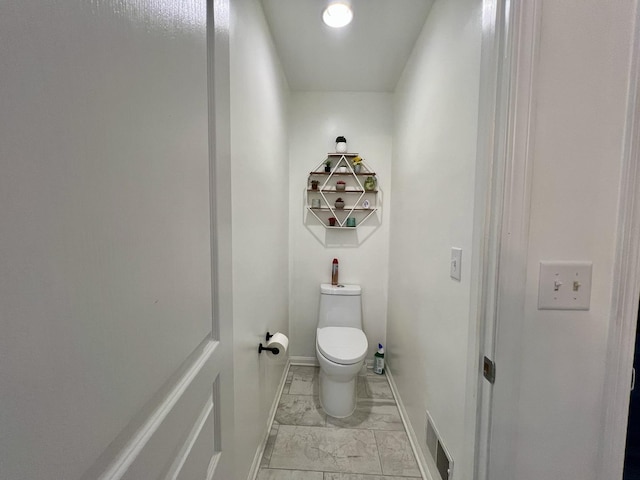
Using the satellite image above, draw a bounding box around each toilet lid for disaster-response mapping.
[317,327,368,365]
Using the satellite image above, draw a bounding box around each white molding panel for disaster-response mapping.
[167,395,214,480]
[83,340,220,480]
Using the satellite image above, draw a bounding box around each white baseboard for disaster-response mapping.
[290,356,378,370]
[292,356,375,376]
[289,356,319,366]
[386,365,433,480]
[247,357,291,480]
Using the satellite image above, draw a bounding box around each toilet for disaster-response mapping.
[315,283,368,418]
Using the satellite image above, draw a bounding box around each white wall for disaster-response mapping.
[0,1,218,479]
[229,0,290,477]
[288,92,393,359]
[506,2,636,479]
[386,1,482,478]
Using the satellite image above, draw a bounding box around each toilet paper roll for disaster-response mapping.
[266,332,288,358]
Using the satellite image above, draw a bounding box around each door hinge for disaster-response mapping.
[483,356,496,384]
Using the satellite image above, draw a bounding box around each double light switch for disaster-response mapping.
[538,261,593,310]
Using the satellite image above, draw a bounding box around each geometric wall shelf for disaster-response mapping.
[306,153,379,229]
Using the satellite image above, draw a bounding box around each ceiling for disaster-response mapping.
[260,0,434,92]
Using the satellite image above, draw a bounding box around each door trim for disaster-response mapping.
[473,0,542,478]
[599,4,640,478]
[468,0,514,477]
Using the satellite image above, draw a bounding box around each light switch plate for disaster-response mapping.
[450,248,462,281]
[538,261,592,310]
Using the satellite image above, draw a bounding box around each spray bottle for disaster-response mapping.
[374,343,385,375]
[331,258,339,285]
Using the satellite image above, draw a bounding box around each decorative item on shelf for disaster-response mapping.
[324,159,332,172]
[335,136,347,153]
[334,198,345,209]
[352,156,363,174]
[310,180,319,190]
[364,176,377,192]
[338,165,348,173]
[328,217,337,226]
[347,217,356,227]
[362,199,370,209]
[336,180,346,191]
[312,198,321,208]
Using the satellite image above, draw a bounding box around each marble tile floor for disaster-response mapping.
[258,366,422,480]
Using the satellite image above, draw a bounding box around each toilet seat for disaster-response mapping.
[317,327,368,365]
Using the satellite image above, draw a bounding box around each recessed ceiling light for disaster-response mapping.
[322,2,353,28]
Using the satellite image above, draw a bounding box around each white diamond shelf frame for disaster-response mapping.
[306,153,378,229]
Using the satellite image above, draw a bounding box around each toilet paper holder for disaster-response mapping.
[258,332,280,355]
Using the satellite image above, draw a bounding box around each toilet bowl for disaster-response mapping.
[316,326,368,417]
[315,283,368,418]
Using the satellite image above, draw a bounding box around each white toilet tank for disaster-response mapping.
[318,284,362,329]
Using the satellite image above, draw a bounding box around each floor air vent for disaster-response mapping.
[425,411,453,480]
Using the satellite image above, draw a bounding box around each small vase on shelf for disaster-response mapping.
[335,136,347,153]
[364,176,376,192]
[352,155,363,173]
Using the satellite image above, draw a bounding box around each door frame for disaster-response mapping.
[472,0,542,478]
[598,3,640,479]
[475,1,640,479]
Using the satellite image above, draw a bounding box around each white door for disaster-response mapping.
[0,1,235,479]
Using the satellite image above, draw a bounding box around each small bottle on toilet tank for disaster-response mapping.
[331,258,339,285]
